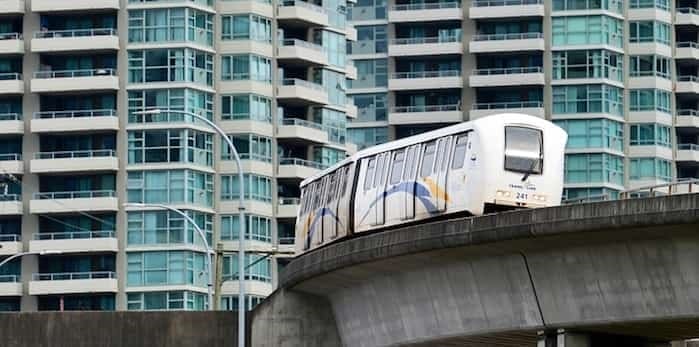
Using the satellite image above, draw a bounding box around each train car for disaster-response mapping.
[295,113,567,254]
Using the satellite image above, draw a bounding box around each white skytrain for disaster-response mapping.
[295,113,568,254]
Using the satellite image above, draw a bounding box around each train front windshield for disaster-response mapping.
[504,126,543,174]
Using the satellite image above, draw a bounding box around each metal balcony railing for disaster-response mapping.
[472,32,543,41]
[677,109,698,117]
[676,41,698,49]
[0,72,21,80]
[0,234,20,242]
[34,149,116,160]
[0,275,19,283]
[278,236,295,245]
[472,0,540,6]
[279,197,301,205]
[629,0,668,9]
[391,36,461,45]
[0,194,20,201]
[33,190,116,200]
[390,70,461,79]
[280,78,324,91]
[34,68,116,79]
[278,0,327,14]
[392,104,460,113]
[676,7,698,14]
[472,66,542,75]
[34,28,117,39]
[677,75,698,83]
[0,33,22,40]
[279,157,327,169]
[280,117,325,130]
[392,1,461,10]
[0,113,20,121]
[0,153,20,161]
[619,179,699,199]
[34,230,115,240]
[33,109,116,119]
[32,271,116,281]
[280,39,324,51]
[472,101,543,109]
[678,143,699,151]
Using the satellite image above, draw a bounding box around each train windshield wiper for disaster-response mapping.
[521,157,540,182]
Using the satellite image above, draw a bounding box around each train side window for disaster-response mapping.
[452,134,469,169]
[420,142,436,177]
[441,137,453,172]
[403,146,416,181]
[326,173,336,204]
[374,154,385,188]
[390,150,405,184]
[336,167,346,199]
[434,140,446,173]
[364,158,376,191]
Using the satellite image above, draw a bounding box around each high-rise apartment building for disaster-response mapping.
[347,0,699,201]
[0,0,355,311]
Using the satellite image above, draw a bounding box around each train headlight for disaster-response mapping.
[496,190,512,198]
[532,194,547,202]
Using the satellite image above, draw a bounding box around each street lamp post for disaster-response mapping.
[124,202,214,310]
[134,109,247,347]
[0,250,64,268]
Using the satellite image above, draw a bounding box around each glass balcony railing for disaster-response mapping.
[34,109,117,119]
[34,68,116,79]
[0,153,21,161]
[0,234,20,242]
[392,104,460,113]
[391,70,461,79]
[676,7,698,14]
[279,39,324,51]
[279,197,300,205]
[34,28,117,39]
[280,117,325,130]
[471,0,540,6]
[278,0,327,14]
[33,271,116,281]
[278,235,295,245]
[34,149,116,160]
[0,33,22,40]
[391,36,461,45]
[678,75,698,83]
[677,109,698,117]
[678,144,699,151]
[472,32,543,41]
[392,1,461,10]
[129,0,214,6]
[0,113,21,121]
[0,194,20,202]
[472,101,543,109]
[34,190,116,200]
[0,275,19,283]
[0,73,22,80]
[34,230,115,240]
[279,157,327,169]
[677,41,698,49]
[472,66,543,75]
[280,78,324,91]
[349,5,386,20]
[629,0,668,9]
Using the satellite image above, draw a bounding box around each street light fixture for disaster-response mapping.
[0,249,64,268]
[124,202,215,310]
[134,108,247,347]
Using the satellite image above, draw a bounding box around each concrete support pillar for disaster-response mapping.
[538,330,590,347]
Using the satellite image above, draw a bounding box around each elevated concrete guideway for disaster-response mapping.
[251,194,699,347]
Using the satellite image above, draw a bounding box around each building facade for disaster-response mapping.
[347,0,699,200]
[0,0,356,311]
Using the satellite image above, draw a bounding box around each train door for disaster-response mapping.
[402,144,419,220]
[448,133,469,209]
[313,176,328,247]
[321,171,337,242]
[334,166,350,237]
[358,157,377,229]
[386,149,406,223]
[418,140,438,215]
[373,152,390,226]
[436,136,453,211]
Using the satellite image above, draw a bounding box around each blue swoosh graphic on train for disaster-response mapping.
[304,207,344,249]
[358,181,440,225]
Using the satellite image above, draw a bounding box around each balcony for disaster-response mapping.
[676,110,699,128]
[277,118,329,144]
[31,109,118,133]
[628,72,673,90]
[0,33,24,54]
[277,0,329,27]
[0,235,21,255]
[470,0,543,18]
[29,271,118,296]
[676,7,699,26]
[32,28,118,53]
[277,39,327,66]
[0,113,22,135]
[31,0,119,12]
[220,0,274,18]
[31,69,118,93]
[277,198,300,219]
[469,101,544,119]
[677,144,699,162]
[389,104,462,125]
[469,67,544,87]
[29,231,118,253]
[30,190,118,214]
[0,73,23,94]
[389,36,462,56]
[277,79,328,105]
[277,158,325,180]
[345,64,357,80]
[0,195,22,215]
[31,150,118,174]
[388,2,462,23]
[676,76,699,94]
[0,275,22,296]
[0,153,23,175]
[676,42,699,60]
[469,32,544,53]
[388,70,462,91]
[0,0,24,13]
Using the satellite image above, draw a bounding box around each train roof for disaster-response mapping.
[300,113,561,187]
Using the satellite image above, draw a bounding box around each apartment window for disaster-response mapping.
[128,88,214,123]
[629,0,669,10]
[553,118,623,151]
[128,48,214,86]
[552,84,623,116]
[564,187,619,201]
[349,59,387,89]
[314,29,346,68]
[552,50,623,81]
[127,251,207,287]
[553,0,623,12]
[221,14,271,42]
[222,253,271,282]
[629,124,671,147]
[629,55,670,78]
[220,214,272,242]
[313,68,346,107]
[313,107,347,144]
[221,174,272,202]
[552,16,623,48]
[313,146,345,167]
[127,210,213,246]
[128,8,213,46]
[128,129,213,166]
[220,295,265,311]
[629,89,671,113]
[221,94,272,122]
[630,158,671,181]
[351,25,387,54]
[38,295,115,311]
[0,298,19,312]
[349,0,386,20]
[629,21,670,45]
[221,54,272,82]
[127,170,214,207]
[223,134,272,162]
[127,291,206,311]
[349,127,389,150]
[564,153,624,186]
